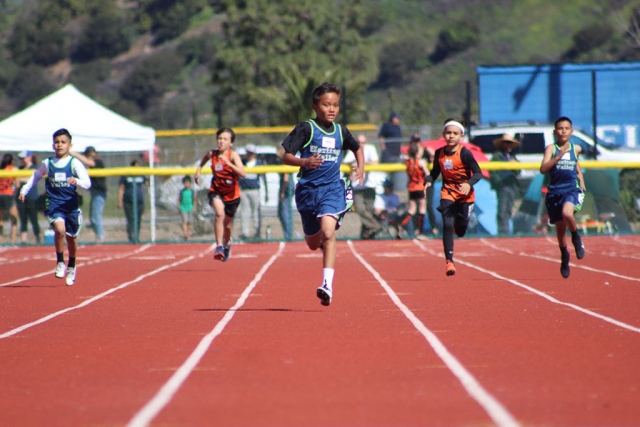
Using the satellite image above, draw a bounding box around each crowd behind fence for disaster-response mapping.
[1,126,640,245]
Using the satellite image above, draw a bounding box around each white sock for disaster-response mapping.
[322,268,334,290]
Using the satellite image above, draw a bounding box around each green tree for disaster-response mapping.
[72,0,131,62]
[8,6,67,66]
[211,0,378,125]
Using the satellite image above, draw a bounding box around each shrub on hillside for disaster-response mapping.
[563,23,614,60]
[430,19,480,63]
[8,11,67,66]
[119,51,183,109]
[178,34,217,65]
[6,65,55,109]
[68,59,112,97]
[72,4,131,62]
[376,37,427,88]
[137,0,206,45]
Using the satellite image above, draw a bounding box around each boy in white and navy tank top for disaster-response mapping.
[19,129,91,286]
[539,117,586,279]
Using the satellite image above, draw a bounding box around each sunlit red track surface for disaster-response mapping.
[1,235,639,426]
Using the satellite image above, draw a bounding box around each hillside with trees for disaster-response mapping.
[1,0,640,129]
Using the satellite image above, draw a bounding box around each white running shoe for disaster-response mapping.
[66,267,76,286]
[55,262,65,279]
[316,283,332,306]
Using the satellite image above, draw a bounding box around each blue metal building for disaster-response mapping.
[476,62,640,148]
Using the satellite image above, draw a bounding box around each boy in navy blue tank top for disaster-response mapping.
[19,129,91,285]
[540,117,586,278]
[281,82,364,306]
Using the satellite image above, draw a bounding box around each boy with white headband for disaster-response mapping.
[424,119,483,276]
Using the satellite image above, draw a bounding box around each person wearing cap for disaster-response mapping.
[489,134,521,235]
[70,146,107,242]
[238,143,268,240]
[16,150,41,243]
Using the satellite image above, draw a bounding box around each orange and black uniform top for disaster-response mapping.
[425,146,482,203]
[209,150,241,202]
[0,165,15,196]
[405,158,426,192]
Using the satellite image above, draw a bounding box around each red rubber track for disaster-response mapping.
[0,236,639,426]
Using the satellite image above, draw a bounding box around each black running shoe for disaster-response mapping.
[560,251,570,278]
[223,240,232,262]
[316,283,332,306]
[572,234,585,260]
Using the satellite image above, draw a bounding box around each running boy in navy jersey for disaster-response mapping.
[540,116,586,278]
[195,127,246,261]
[281,82,364,306]
[425,119,482,276]
[19,128,91,285]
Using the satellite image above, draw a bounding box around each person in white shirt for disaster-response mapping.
[343,134,384,239]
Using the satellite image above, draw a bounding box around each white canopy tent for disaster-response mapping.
[0,84,158,241]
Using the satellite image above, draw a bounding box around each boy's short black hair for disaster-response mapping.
[53,128,72,141]
[312,82,340,105]
[217,127,236,143]
[554,116,572,128]
[182,175,192,183]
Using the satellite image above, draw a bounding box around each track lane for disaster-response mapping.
[0,243,276,426]
[150,241,498,427]
[472,237,640,326]
[352,237,640,426]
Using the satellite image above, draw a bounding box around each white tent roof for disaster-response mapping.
[0,84,155,153]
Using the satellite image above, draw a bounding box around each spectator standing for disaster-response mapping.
[178,175,197,240]
[276,147,294,241]
[343,134,383,239]
[0,153,19,244]
[71,147,107,242]
[118,159,148,243]
[238,144,267,240]
[16,151,41,244]
[489,134,521,235]
[379,112,407,191]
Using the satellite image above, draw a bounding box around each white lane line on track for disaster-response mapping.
[348,240,520,427]
[613,235,640,247]
[415,241,640,334]
[522,253,640,282]
[127,242,285,427]
[0,245,153,288]
[0,245,214,339]
[478,239,640,282]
